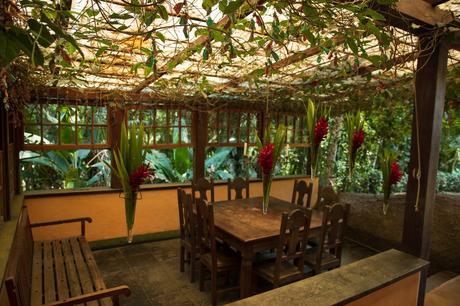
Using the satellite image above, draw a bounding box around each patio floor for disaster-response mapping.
[92,238,377,306]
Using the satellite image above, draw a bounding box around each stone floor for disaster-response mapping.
[92,239,376,306]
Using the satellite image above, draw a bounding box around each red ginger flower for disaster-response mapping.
[129,164,152,191]
[258,143,274,175]
[314,116,329,145]
[352,128,365,151]
[389,161,403,186]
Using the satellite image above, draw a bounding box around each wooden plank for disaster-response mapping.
[192,111,208,179]
[31,241,44,306]
[78,237,112,306]
[43,241,57,304]
[69,238,99,306]
[62,239,83,300]
[52,240,70,301]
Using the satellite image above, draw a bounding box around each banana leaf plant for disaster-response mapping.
[110,120,152,243]
[256,123,287,214]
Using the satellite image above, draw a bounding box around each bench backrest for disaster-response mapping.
[4,206,34,306]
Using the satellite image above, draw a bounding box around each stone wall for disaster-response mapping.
[341,192,460,274]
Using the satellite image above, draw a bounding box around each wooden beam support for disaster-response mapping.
[192,111,208,180]
[215,35,345,92]
[0,105,11,221]
[401,35,448,262]
[374,0,454,35]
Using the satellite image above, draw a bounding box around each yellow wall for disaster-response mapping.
[26,177,317,242]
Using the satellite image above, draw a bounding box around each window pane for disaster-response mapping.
[155,127,169,144]
[170,110,179,126]
[155,109,167,126]
[144,148,193,183]
[205,147,258,180]
[77,106,92,124]
[128,109,141,126]
[218,128,227,143]
[24,125,41,144]
[42,104,59,124]
[58,105,76,125]
[78,126,91,144]
[181,127,192,144]
[93,106,107,124]
[171,127,180,144]
[25,105,41,124]
[93,127,107,144]
[144,128,154,146]
[208,127,217,143]
[60,125,75,144]
[20,149,112,191]
[142,110,154,126]
[43,125,58,144]
[183,110,192,126]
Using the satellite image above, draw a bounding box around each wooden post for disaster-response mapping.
[192,111,208,180]
[0,105,11,221]
[401,35,448,259]
[109,105,125,189]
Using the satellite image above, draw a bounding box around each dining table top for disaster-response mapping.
[212,196,323,243]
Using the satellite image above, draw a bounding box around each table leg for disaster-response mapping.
[240,250,253,298]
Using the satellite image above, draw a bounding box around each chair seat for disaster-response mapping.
[255,261,305,285]
[304,249,340,269]
[200,251,240,271]
[254,251,277,264]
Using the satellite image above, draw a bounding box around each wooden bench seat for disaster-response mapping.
[4,206,131,306]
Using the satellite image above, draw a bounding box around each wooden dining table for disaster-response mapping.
[212,196,323,298]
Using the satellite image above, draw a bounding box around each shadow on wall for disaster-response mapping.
[342,193,460,274]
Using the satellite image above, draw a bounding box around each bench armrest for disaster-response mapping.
[30,217,92,236]
[47,285,131,306]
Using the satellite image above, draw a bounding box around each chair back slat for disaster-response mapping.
[177,188,186,240]
[4,206,34,306]
[317,203,350,265]
[183,192,196,245]
[227,177,250,200]
[275,208,312,280]
[192,178,215,203]
[196,199,217,268]
[291,180,313,208]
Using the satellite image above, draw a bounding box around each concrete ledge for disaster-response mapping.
[229,249,428,306]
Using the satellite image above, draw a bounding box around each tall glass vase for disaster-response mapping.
[262,174,272,215]
[124,191,138,243]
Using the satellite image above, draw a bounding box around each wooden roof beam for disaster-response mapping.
[132,0,264,93]
[214,35,346,92]
[374,0,454,35]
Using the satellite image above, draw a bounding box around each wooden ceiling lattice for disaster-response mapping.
[24,0,460,104]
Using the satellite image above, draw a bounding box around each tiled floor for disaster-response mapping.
[93,239,376,306]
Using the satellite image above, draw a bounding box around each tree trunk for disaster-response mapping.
[325,115,343,184]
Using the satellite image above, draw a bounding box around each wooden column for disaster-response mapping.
[109,105,125,189]
[401,35,448,260]
[0,105,10,221]
[192,111,208,180]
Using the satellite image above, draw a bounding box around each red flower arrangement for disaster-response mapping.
[389,161,403,186]
[314,116,329,145]
[129,164,152,191]
[352,128,365,151]
[258,143,274,175]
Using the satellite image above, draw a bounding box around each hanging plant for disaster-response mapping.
[305,99,330,178]
[256,123,286,214]
[380,150,403,215]
[110,118,154,243]
[344,111,365,184]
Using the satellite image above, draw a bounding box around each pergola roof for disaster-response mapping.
[29,0,460,103]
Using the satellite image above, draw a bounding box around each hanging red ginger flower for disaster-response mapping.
[352,128,365,151]
[258,143,274,175]
[389,161,403,185]
[314,116,329,145]
[129,164,152,191]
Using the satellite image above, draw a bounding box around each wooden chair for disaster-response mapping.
[254,208,312,288]
[192,177,215,202]
[196,199,240,305]
[178,188,200,282]
[316,185,340,209]
[227,177,250,200]
[291,179,314,208]
[304,203,351,274]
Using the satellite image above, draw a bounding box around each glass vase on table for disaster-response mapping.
[262,173,273,215]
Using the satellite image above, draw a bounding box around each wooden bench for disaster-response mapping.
[3,206,131,306]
